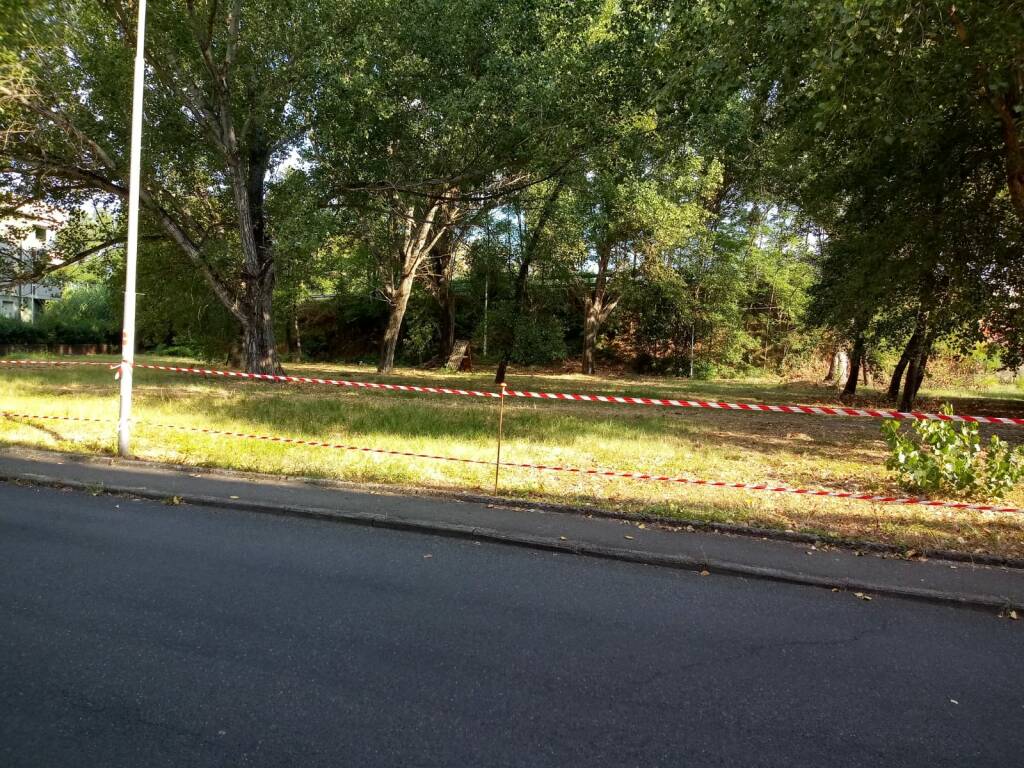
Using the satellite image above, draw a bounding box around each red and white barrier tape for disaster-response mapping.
[3,410,1021,514]
[0,411,114,424]
[149,421,495,467]
[503,389,1024,427]
[497,460,1023,513]
[3,358,1023,426]
[0,359,110,367]
[130,363,504,398]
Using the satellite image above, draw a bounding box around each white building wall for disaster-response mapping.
[0,209,65,323]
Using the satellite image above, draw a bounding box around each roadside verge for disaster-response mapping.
[1,445,1021,613]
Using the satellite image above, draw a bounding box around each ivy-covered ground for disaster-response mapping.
[2,355,1023,557]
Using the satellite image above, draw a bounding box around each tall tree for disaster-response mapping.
[667,0,1024,405]
[1,0,337,373]
[310,0,652,373]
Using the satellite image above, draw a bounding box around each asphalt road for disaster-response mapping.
[1,482,1021,767]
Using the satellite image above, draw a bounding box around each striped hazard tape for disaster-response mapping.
[0,359,110,367]
[128,362,503,398]
[3,358,1023,426]
[3,410,1021,514]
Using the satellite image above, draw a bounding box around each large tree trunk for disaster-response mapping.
[229,141,282,375]
[379,269,416,373]
[241,284,280,375]
[377,200,445,374]
[827,348,850,388]
[580,241,618,376]
[898,331,935,412]
[842,335,865,396]
[582,301,600,376]
[900,357,921,413]
[887,326,921,401]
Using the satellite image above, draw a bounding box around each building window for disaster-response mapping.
[1,300,16,319]
[34,225,47,242]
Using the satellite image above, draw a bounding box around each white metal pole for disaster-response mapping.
[118,0,147,457]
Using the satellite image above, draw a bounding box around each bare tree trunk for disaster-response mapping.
[842,335,865,396]
[888,325,921,401]
[379,270,416,374]
[580,241,617,376]
[824,347,838,382]
[241,286,279,375]
[425,225,459,361]
[377,200,445,374]
[829,349,850,388]
[582,301,600,376]
[230,142,282,375]
[900,356,921,413]
[898,331,935,412]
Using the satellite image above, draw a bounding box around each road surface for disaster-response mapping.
[1,482,1021,767]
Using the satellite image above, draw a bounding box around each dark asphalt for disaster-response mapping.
[1,483,1022,767]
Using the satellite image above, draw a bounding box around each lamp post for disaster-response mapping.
[117,0,147,457]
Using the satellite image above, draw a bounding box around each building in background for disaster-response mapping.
[0,207,65,323]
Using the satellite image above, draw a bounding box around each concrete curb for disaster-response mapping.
[3,444,1022,571]
[4,468,1020,614]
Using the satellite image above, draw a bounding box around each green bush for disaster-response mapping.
[691,359,718,380]
[0,316,48,345]
[511,314,568,365]
[881,404,1024,500]
[150,342,204,359]
[39,284,119,345]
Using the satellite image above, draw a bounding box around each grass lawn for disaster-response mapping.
[2,353,1023,557]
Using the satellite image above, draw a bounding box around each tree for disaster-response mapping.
[552,126,716,374]
[668,0,1024,405]
[2,0,338,373]
[309,0,657,374]
[492,177,567,383]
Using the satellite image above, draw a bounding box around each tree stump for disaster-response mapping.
[444,340,472,371]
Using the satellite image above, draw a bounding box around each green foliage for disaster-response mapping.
[0,285,117,346]
[4,0,1021,382]
[400,295,441,364]
[511,314,568,366]
[39,284,118,344]
[881,405,1024,500]
[0,317,47,345]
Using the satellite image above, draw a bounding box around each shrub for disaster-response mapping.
[511,314,568,365]
[40,284,119,345]
[0,316,48,345]
[881,404,1024,500]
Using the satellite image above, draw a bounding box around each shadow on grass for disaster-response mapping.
[6,359,1021,483]
[192,386,892,470]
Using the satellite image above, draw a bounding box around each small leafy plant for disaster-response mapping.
[881,404,1024,499]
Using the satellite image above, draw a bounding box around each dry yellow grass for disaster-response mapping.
[2,354,1023,557]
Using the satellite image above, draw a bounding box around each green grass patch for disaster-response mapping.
[2,354,1023,557]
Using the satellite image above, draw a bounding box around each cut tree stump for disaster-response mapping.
[445,340,472,371]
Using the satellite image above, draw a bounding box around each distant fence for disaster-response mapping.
[1,357,1022,515]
